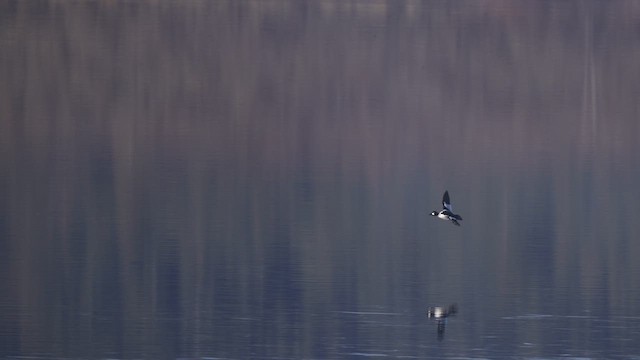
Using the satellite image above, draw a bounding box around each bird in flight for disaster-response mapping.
[430,190,463,226]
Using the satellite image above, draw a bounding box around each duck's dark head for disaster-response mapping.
[430,211,438,216]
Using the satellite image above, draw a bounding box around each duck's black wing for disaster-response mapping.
[442,191,453,212]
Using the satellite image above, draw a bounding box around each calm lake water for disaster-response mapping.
[2,1,640,359]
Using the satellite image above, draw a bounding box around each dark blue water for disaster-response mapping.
[2,1,640,359]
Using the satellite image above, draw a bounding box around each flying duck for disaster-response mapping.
[430,190,463,226]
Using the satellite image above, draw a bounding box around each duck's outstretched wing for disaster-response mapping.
[442,191,453,212]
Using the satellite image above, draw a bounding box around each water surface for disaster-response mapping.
[2,1,640,359]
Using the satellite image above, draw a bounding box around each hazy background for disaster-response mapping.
[2,1,640,358]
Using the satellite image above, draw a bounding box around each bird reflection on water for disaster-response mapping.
[426,304,458,341]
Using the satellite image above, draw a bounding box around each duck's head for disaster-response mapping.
[430,211,438,216]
